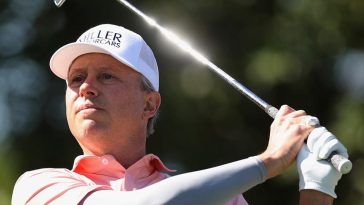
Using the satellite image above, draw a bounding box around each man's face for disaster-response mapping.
[65,53,155,153]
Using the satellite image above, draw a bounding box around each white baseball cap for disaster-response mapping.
[49,24,159,91]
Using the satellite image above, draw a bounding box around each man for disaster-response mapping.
[12,24,348,205]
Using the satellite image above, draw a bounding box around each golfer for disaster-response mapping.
[12,24,348,205]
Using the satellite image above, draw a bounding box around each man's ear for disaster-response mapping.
[143,92,161,119]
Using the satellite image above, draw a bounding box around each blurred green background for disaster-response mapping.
[0,0,363,204]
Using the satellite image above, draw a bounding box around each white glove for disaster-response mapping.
[306,127,348,160]
[297,127,349,198]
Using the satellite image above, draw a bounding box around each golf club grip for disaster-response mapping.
[329,152,352,174]
[266,105,351,174]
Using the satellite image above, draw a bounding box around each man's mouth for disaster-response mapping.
[76,103,102,114]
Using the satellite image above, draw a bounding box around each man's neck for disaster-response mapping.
[112,144,146,168]
[81,136,147,169]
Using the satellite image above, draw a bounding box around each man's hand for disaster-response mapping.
[258,105,315,178]
[297,127,348,198]
[306,127,348,160]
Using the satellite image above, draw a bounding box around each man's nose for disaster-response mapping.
[79,79,98,97]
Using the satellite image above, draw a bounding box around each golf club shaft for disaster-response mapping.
[116,0,278,118]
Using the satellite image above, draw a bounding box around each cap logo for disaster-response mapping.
[78,30,122,48]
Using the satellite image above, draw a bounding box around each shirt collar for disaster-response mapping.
[72,154,175,179]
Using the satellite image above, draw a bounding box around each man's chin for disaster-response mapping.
[77,119,107,136]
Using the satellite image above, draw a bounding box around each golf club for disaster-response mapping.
[53,0,352,174]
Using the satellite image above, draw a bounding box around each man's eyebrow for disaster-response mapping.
[67,67,85,77]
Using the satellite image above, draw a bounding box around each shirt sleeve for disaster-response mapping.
[139,156,265,205]
[11,168,109,205]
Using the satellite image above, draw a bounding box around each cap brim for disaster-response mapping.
[49,42,139,80]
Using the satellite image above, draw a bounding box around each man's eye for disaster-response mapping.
[68,74,85,86]
[101,73,114,80]
[72,75,84,83]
